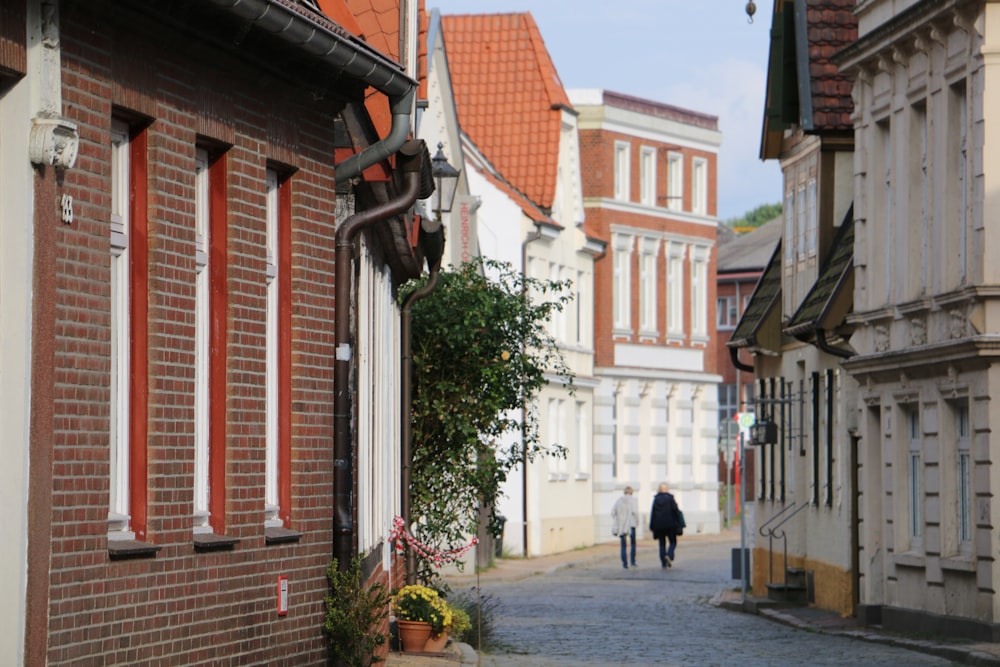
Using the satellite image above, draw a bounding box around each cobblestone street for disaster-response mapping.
[448,534,958,667]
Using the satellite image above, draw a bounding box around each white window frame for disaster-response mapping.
[639,237,658,335]
[957,402,972,545]
[612,233,633,332]
[357,244,401,556]
[264,169,281,527]
[666,152,683,211]
[796,184,807,262]
[614,141,630,201]
[692,157,707,215]
[907,408,922,543]
[956,83,968,285]
[549,262,565,342]
[717,295,737,329]
[690,246,708,338]
[575,400,589,476]
[666,242,685,337]
[109,120,132,538]
[639,146,656,207]
[547,397,568,479]
[806,179,817,259]
[193,148,211,533]
[783,188,795,269]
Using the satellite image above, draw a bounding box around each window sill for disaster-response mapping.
[108,538,162,560]
[574,472,591,481]
[892,551,925,569]
[547,473,568,482]
[265,527,304,545]
[193,533,241,552]
[941,555,976,573]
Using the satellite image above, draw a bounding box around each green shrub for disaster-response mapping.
[323,558,392,667]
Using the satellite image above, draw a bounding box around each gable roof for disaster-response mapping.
[760,0,857,159]
[460,132,556,226]
[785,205,854,340]
[727,239,783,353]
[440,12,570,212]
[717,216,783,275]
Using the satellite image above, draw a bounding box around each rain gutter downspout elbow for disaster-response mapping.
[334,140,424,571]
[204,0,418,185]
[730,347,754,373]
[816,328,854,359]
[335,88,416,184]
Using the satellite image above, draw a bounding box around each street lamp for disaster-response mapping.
[431,142,460,219]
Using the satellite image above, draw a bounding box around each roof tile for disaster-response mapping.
[805,0,857,130]
[441,12,569,211]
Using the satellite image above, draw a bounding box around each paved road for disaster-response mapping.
[464,537,957,667]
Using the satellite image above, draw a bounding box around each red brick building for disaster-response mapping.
[3,0,432,663]
[570,89,723,537]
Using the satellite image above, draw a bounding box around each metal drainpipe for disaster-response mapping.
[520,222,544,557]
[815,328,854,359]
[730,346,754,373]
[205,0,417,184]
[400,224,444,584]
[334,140,425,571]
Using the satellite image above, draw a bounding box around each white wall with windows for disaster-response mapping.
[356,241,401,570]
[841,2,1000,630]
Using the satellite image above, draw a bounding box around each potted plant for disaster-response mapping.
[393,584,451,652]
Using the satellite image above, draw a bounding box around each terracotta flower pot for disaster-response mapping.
[396,619,432,653]
[423,631,449,653]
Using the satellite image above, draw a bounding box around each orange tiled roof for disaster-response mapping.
[476,165,556,226]
[441,12,570,212]
[315,0,365,37]
[344,0,402,61]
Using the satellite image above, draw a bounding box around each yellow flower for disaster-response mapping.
[500,350,511,361]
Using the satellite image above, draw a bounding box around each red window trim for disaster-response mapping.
[128,126,149,540]
[208,151,229,535]
[277,175,293,527]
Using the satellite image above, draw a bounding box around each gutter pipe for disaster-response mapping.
[204,0,418,183]
[730,346,754,373]
[207,0,426,571]
[520,222,545,557]
[334,140,425,571]
[816,328,854,359]
[400,222,445,584]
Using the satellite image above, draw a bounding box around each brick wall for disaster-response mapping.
[579,127,719,370]
[33,5,404,664]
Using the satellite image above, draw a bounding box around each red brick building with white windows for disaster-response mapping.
[569,89,723,539]
[2,0,433,663]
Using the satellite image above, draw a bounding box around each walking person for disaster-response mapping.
[649,483,682,568]
[611,486,639,569]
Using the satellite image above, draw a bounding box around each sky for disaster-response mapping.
[427,1,783,222]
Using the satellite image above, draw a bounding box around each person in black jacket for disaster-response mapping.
[649,483,681,568]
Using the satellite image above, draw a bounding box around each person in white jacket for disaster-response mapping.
[611,486,639,569]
